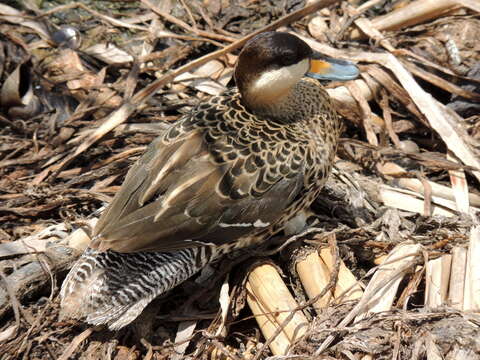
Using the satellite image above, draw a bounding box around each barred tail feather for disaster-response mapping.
[60,246,214,330]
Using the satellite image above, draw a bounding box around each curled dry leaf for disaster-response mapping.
[0,61,33,108]
[84,43,134,65]
[46,49,122,108]
[0,4,50,39]
[174,58,234,96]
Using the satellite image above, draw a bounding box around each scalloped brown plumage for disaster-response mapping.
[60,31,359,329]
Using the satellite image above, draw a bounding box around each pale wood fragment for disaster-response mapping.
[425,332,443,360]
[448,348,479,360]
[447,152,470,213]
[455,0,480,13]
[62,218,97,251]
[172,320,197,360]
[425,255,452,308]
[308,16,328,41]
[319,248,363,301]
[58,327,95,360]
[360,355,374,360]
[296,251,333,311]
[384,57,480,183]
[463,226,480,311]
[327,79,377,114]
[345,81,378,146]
[246,264,309,355]
[448,247,467,310]
[373,255,387,266]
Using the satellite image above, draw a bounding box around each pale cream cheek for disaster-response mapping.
[249,59,310,100]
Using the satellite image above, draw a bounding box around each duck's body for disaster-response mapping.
[60,32,358,329]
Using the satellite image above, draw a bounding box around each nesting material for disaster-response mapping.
[425,255,452,308]
[355,242,422,322]
[246,263,309,355]
[463,226,480,311]
[380,161,480,208]
[319,248,363,302]
[379,185,458,217]
[296,250,333,311]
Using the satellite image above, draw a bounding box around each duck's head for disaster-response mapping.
[234,31,359,113]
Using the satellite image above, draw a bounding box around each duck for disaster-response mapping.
[59,31,359,330]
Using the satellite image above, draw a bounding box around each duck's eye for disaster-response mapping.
[281,53,297,66]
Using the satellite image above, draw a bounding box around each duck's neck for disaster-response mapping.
[239,80,294,121]
[242,79,340,133]
[242,88,295,122]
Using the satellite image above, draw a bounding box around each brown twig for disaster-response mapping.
[141,0,237,43]
[57,327,95,360]
[379,89,401,148]
[36,3,147,31]
[179,0,198,31]
[417,172,433,216]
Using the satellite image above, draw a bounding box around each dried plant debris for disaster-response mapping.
[0,0,480,359]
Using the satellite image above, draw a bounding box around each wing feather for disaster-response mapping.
[91,98,306,253]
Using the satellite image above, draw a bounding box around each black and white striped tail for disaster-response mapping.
[60,246,215,330]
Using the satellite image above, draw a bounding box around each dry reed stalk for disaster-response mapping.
[296,250,334,311]
[350,0,459,39]
[316,243,423,354]
[319,248,363,302]
[378,185,458,217]
[379,162,480,208]
[354,242,422,322]
[246,263,309,356]
[425,255,452,307]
